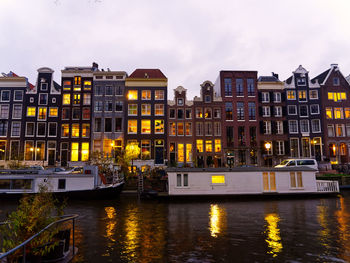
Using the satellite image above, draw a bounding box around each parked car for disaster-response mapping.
[274,159,318,170]
[46,167,66,173]
[29,165,45,170]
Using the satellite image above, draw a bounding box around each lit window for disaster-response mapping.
[298,90,307,101]
[61,124,69,137]
[38,107,47,120]
[211,175,225,184]
[186,144,192,162]
[169,122,176,136]
[141,140,151,159]
[196,140,203,152]
[215,139,221,152]
[141,120,151,134]
[49,108,58,117]
[185,122,192,136]
[287,90,296,100]
[142,90,151,100]
[155,90,164,100]
[206,140,212,152]
[84,80,91,90]
[155,104,164,115]
[83,94,91,105]
[328,92,334,100]
[81,142,89,161]
[128,120,137,134]
[73,94,80,104]
[127,90,138,100]
[128,104,137,115]
[326,108,333,119]
[141,104,151,115]
[345,108,350,119]
[71,142,79,161]
[177,122,184,135]
[178,143,184,162]
[155,120,164,134]
[82,124,90,138]
[27,107,36,117]
[63,94,70,105]
[334,108,344,119]
[72,124,79,137]
[63,80,71,90]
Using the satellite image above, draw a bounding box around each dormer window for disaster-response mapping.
[333,77,340,86]
[41,83,48,91]
[205,95,211,103]
[177,98,184,106]
[297,78,306,86]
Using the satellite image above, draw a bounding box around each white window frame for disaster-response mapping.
[1,90,10,102]
[276,121,283,134]
[273,92,281,103]
[309,90,318,100]
[12,104,22,119]
[11,122,21,137]
[25,122,35,137]
[48,122,57,137]
[13,90,23,102]
[262,92,270,103]
[311,119,321,133]
[300,120,309,133]
[274,106,282,117]
[262,106,270,117]
[299,105,308,117]
[310,104,320,115]
[288,105,297,115]
[289,120,298,134]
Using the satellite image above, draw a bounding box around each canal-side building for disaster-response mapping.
[214,70,259,167]
[24,67,61,166]
[284,65,323,161]
[167,86,194,167]
[0,72,28,166]
[312,64,350,164]
[60,63,97,166]
[92,70,127,157]
[124,69,167,169]
[193,81,224,168]
[258,74,288,166]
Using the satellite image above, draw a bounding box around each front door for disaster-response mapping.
[48,149,55,166]
[61,150,68,167]
[155,147,164,164]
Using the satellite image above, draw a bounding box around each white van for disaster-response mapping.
[274,159,318,170]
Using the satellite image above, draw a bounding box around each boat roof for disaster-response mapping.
[166,167,317,172]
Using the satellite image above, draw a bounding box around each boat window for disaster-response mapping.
[211,175,225,184]
[12,179,32,189]
[58,179,66,190]
[0,179,11,189]
[287,161,295,166]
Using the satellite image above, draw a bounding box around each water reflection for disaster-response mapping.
[104,207,116,242]
[317,201,331,249]
[209,204,227,238]
[264,213,282,257]
[335,196,350,262]
[123,206,139,260]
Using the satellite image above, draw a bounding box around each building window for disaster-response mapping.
[178,98,184,105]
[214,122,221,136]
[299,105,308,117]
[63,94,70,105]
[63,80,71,90]
[169,122,176,136]
[24,141,34,160]
[115,118,122,132]
[38,107,47,121]
[328,92,346,102]
[236,78,243,96]
[177,109,184,119]
[11,122,21,137]
[301,138,311,157]
[333,77,340,86]
[128,104,137,116]
[115,86,123,96]
[105,118,112,132]
[288,105,297,115]
[74,76,81,86]
[309,90,318,99]
[178,143,184,162]
[205,122,212,136]
[48,123,57,137]
[127,90,138,100]
[326,107,333,119]
[238,126,245,146]
[186,109,192,119]
[289,120,298,133]
[82,108,90,119]
[196,122,203,136]
[287,90,296,100]
[61,124,69,137]
[205,140,212,152]
[141,104,151,116]
[224,78,232,96]
[262,106,270,117]
[49,107,58,117]
[185,122,192,136]
[327,125,334,137]
[155,120,164,134]
[72,124,79,137]
[155,104,164,116]
[83,94,91,105]
[105,85,113,95]
[0,105,9,118]
[276,121,283,134]
[345,108,350,119]
[155,90,164,100]
[95,85,103,95]
[334,108,344,119]
[62,108,70,119]
[247,78,255,96]
[37,123,46,137]
[274,106,282,117]
[213,108,220,119]
[169,109,175,119]
[39,94,48,105]
[248,102,256,120]
[73,94,80,105]
[105,101,113,112]
[196,140,203,152]
[12,105,22,119]
[215,139,221,152]
[35,141,45,160]
[83,80,91,90]
[290,138,299,157]
[237,102,244,120]
[14,90,23,101]
[273,92,281,102]
[141,140,151,160]
[71,142,79,161]
[0,121,8,136]
[298,90,307,102]
[82,124,90,138]
[128,120,137,134]
[141,90,151,100]
[186,144,192,162]
[177,122,184,135]
[94,118,102,132]
[72,108,80,120]
[204,95,211,103]
[1,91,10,102]
[196,108,203,118]
[204,108,212,119]
[336,124,345,137]
[300,120,309,133]
[262,92,270,103]
[311,119,321,133]
[310,104,319,115]
[115,101,123,112]
[25,122,35,136]
[297,78,306,86]
[263,121,271,134]
[276,141,285,155]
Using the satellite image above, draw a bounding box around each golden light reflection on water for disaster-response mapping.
[335,196,350,262]
[124,207,139,260]
[264,213,282,257]
[317,202,330,249]
[209,204,227,238]
[104,207,117,243]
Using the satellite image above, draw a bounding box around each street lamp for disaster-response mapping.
[265,142,272,167]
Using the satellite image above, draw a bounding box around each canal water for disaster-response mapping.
[1,192,350,262]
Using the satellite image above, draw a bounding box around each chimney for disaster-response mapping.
[272,72,279,80]
[92,62,99,71]
[331,63,338,68]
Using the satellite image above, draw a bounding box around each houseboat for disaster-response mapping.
[0,165,124,199]
[166,167,339,197]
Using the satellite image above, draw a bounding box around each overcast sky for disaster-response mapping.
[1,0,350,99]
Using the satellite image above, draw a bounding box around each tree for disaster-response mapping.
[125,142,141,173]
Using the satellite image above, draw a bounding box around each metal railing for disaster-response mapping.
[316,180,339,193]
[0,214,78,263]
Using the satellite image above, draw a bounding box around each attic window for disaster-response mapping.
[106,76,113,79]
[41,83,48,91]
[297,78,306,86]
[144,73,149,78]
[95,76,103,79]
[333,77,340,86]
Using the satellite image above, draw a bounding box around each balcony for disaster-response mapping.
[316,180,339,193]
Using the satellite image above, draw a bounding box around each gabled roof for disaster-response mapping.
[258,76,279,82]
[346,75,350,85]
[312,68,331,85]
[53,81,61,91]
[285,76,293,84]
[128,69,167,79]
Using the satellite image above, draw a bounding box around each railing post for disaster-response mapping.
[73,218,75,255]
[22,244,26,263]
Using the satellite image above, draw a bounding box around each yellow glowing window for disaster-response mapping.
[155,90,164,100]
[141,120,151,134]
[345,108,350,119]
[155,104,164,115]
[82,124,90,137]
[74,76,81,85]
[27,107,36,117]
[177,122,184,135]
[49,108,58,117]
[63,80,71,90]
[142,90,151,100]
[169,122,176,135]
[326,108,333,119]
[84,81,92,90]
[155,120,164,134]
[141,104,151,115]
[185,123,192,136]
[211,175,225,184]
[178,143,184,162]
[298,91,306,100]
[72,124,79,137]
[328,92,334,100]
[341,92,347,100]
[186,144,192,162]
[71,142,79,161]
[128,90,138,100]
[62,124,69,137]
[206,140,212,152]
[196,140,203,152]
[73,94,80,104]
[128,120,137,134]
[215,139,221,152]
[63,94,70,105]
[287,90,295,100]
[38,107,47,120]
[334,108,343,119]
[81,142,89,161]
